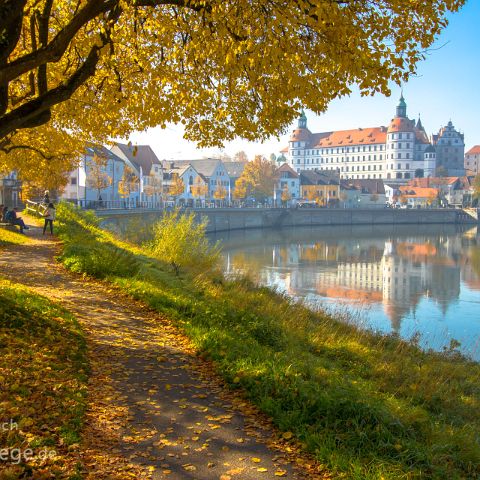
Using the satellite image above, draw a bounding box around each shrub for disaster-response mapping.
[148,209,220,276]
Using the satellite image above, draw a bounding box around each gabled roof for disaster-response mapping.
[113,143,161,175]
[299,170,339,185]
[344,179,385,195]
[466,145,480,155]
[224,161,247,178]
[399,186,439,198]
[165,159,224,178]
[276,163,299,179]
[85,144,123,163]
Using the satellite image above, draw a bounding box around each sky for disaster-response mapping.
[126,1,480,161]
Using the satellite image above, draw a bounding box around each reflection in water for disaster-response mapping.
[212,224,480,360]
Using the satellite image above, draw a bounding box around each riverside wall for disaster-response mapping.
[99,207,478,234]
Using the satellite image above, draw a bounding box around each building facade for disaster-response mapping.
[283,96,464,181]
[464,145,480,175]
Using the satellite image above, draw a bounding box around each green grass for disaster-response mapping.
[0,277,88,478]
[56,203,480,480]
[0,227,30,247]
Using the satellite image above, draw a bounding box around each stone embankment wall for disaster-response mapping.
[99,208,478,234]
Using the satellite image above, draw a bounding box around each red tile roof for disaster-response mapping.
[313,127,387,148]
[466,145,480,155]
[387,117,415,133]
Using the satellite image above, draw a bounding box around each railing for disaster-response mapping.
[65,199,164,210]
[26,200,47,217]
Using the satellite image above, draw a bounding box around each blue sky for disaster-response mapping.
[128,1,479,160]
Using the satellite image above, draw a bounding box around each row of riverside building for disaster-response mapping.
[10,94,471,209]
[57,140,476,209]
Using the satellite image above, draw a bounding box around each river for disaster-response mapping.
[210,224,480,361]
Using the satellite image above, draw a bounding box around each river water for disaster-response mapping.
[210,224,480,361]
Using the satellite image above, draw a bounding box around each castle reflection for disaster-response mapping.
[218,225,480,333]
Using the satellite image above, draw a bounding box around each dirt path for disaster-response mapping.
[0,224,325,479]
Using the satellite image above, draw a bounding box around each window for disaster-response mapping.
[71,177,77,185]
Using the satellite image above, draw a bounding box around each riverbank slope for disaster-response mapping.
[57,204,480,480]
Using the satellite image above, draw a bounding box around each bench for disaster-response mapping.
[0,222,20,231]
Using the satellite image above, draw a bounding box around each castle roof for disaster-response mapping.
[313,127,387,148]
[289,128,312,142]
[387,116,415,134]
[466,145,480,155]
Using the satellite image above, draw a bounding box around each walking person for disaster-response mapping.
[42,203,56,235]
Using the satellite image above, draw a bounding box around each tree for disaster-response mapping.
[86,154,112,201]
[415,168,424,178]
[190,176,208,204]
[149,210,220,276]
[370,193,379,205]
[234,155,276,202]
[143,175,163,201]
[281,185,291,206]
[118,166,138,199]
[169,174,185,204]
[0,1,464,179]
[436,166,448,178]
[426,190,438,207]
[399,194,408,206]
[213,184,227,205]
[233,151,249,163]
[472,174,480,206]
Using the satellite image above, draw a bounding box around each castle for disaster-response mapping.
[282,96,465,181]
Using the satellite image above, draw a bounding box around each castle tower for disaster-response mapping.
[423,144,436,178]
[288,109,311,172]
[386,95,415,181]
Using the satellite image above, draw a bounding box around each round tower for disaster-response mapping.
[288,109,311,171]
[423,144,436,178]
[386,95,415,181]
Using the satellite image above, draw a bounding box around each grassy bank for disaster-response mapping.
[0,278,88,479]
[0,228,31,247]
[56,203,480,480]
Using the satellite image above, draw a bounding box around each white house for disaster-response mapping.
[110,143,163,205]
[61,145,125,206]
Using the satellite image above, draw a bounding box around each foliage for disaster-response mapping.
[370,193,379,203]
[169,174,185,200]
[233,151,249,163]
[56,205,480,480]
[435,165,448,177]
[415,168,424,178]
[234,156,277,202]
[473,174,480,200]
[280,185,291,204]
[118,165,138,198]
[0,0,465,179]
[142,174,163,198]
[148,209,220,275]
[86,153,112,200]
[0,278,88,477]
[213,184,227,201]
[190,176,208,198]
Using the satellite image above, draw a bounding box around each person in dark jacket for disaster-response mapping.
[10,208,29,233]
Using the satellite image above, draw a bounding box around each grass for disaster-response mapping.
[0,277,88,478]
[55,203,480,480]
[0,227,31,247]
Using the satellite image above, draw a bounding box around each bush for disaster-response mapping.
[148,209,220,275]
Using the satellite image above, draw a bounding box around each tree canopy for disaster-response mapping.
[0,0,464,185]
[234,155,276,202]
